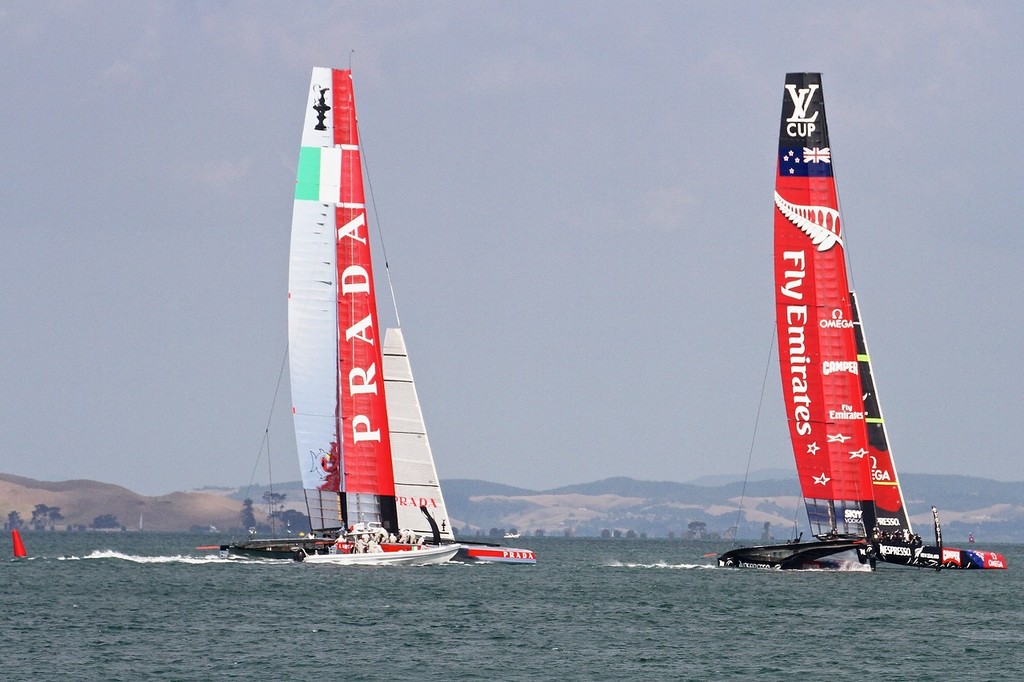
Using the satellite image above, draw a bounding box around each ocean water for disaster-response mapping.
[3,533,1020,680]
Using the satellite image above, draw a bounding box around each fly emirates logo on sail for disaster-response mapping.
[779,250,812,437]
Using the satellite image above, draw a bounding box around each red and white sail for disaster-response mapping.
[289,68,397,532]
[773,73,911,537]
[384,328,456,542]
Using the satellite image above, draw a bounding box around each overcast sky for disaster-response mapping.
[2,2,1022,496]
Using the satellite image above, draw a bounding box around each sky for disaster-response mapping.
[2,2,1022,496]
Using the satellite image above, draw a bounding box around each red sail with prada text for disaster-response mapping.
[773,73,874,536]
[330,70,396,500]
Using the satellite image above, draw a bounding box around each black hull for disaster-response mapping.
[718,539,1007,571]
[718,539,869,570]
[872,541,1007,570]
[220,537,328,560]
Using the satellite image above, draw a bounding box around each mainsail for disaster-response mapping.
[289,68,397,534]
[773,72,911,539]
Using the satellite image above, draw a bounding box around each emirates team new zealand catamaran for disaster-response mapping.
[718,73,1006,571]
[220,68,534,565]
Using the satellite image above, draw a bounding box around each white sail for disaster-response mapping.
[289,68,340,501]
[383,328,456,541]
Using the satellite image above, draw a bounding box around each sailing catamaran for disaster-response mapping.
[718,73,1006,571]
[220,67,533,565]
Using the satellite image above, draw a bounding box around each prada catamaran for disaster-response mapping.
[219,68,533,565]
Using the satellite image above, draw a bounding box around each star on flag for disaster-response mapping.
[849,448,869,459]
[806,442,820,455]
[784,148,800,174]
[813,473,831,486]
[827,433,851,443]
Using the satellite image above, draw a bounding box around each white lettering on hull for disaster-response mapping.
[879,544,912,557]
[739,561,782,570]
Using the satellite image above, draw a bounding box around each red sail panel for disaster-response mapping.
[773,74,873,514]
[331,69,396,497]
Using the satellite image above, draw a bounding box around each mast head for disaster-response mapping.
[780,73,829,149]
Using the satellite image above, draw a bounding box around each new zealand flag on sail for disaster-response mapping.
[779,147,834,177]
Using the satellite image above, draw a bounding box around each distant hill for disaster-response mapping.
[683,468,794,487]
[441,474,1024,543]
[0,473,260,532]
[3,472,1022,541]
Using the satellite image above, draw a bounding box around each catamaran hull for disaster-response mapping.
[455,543,537,564]
[218,538,329,560]
[718,540,1007,570]
[873,543,1007,570]
[717,540,870,570]
[298,543,459,565]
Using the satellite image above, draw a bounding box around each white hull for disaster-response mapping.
[300,544,459,566]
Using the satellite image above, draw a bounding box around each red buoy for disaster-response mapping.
[11,529,27,558]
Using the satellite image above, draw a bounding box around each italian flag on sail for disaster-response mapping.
[295,145,362,204]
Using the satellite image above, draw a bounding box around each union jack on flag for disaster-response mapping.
[803,146,831,163]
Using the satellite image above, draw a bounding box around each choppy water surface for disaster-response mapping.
[3,534,1020,680]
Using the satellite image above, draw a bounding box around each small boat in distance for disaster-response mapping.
[504,530,521,539]
[718,73,1006,571]
[11,529,27,559]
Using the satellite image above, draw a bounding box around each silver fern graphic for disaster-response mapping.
[774,191,843,251]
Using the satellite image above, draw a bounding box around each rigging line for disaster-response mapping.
[236,345,290,537]
[792,499,802,541]
[267,431,277,535]
[359,135,402,328]
[732,325,778,540]
[831,147,857,291]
